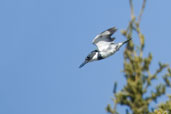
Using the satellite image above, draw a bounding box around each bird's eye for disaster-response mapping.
[86,57,90,60]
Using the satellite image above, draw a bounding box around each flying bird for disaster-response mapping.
[79,27,131,68]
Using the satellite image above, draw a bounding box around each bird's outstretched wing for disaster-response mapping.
[92,27,117,51]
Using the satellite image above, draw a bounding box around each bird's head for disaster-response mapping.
[79,50,98,68]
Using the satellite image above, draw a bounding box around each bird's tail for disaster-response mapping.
[79,60,88,68]
[123,38,132,45]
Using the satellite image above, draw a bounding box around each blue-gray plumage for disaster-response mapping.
[79,27,131,68]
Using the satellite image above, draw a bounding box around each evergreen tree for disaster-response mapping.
[106,0,171,114]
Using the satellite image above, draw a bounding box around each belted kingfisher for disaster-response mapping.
[79,27,131,68]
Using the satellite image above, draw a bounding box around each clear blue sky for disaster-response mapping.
[0,0,171,114]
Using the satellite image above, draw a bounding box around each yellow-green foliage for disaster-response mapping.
[106,0,171,114]
[155,96,171,114]
[153,109,168,114]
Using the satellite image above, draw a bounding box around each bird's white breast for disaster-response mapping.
[99,44,117,58]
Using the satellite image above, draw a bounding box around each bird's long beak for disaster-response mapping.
[79,61,88,68]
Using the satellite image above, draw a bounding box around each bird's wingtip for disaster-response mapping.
[108,27,117,32]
